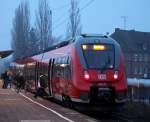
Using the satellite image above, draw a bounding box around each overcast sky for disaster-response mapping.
[0,0,150,50]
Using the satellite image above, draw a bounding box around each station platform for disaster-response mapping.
[0,88,96,122]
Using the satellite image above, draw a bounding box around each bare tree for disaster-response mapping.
[52,35,63,45]
[66,0,82,39]
[28,28,39,56]
[11,1,30,59]
[36,0,52,51]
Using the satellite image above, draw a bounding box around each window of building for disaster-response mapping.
[139,54,143,62]
[144,67,148,78]
[125,62,130,74]
[144,67,148,74]
[125,54,131,61]
[134,66,138,75]
[143,43,147,50]
[144,54,148,62]
[139,66,143,75]
[133,54,138,62]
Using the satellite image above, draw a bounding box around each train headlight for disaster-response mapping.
[84,71,90,80]
[114,71,118,79]
[82,45,87,50]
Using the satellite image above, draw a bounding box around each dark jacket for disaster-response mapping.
[39,75,47,88]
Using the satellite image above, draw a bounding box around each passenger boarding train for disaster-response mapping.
[11,34,127,111]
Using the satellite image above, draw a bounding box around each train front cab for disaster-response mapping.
[70,35,127,111]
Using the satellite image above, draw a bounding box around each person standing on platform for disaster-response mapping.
[34,73,48,98]
[1,70,8,89]
[7,70,13,89]
[15,72,25,93]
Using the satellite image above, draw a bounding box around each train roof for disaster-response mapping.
[13,40,72,62]
[72,34,120,47]
[32,43,72,62]
[13,34,120,63]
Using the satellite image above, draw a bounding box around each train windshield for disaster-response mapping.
[82,44,115,69]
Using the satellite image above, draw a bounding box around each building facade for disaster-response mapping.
[111,28,150,79]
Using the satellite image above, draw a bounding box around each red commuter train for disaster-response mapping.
[11,34,127,111]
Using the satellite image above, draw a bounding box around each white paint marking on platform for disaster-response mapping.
[21,120,50,122]
[66,112,78,115]
[86,119,98,122]
[19,93,74,122]
[0,93,10,95]
[4,98,21,100]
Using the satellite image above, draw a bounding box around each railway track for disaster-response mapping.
[111,112,135,122]
[79,110,136,122]
[10,87,149,122]
[16,89,143,122]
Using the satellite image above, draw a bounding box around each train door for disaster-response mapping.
[35,62,39,90]
[39,62,49,96]
[48,58,54,96]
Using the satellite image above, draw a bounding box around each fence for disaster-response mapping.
[128,85,150,105]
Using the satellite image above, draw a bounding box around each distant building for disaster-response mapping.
[111,28,150,79]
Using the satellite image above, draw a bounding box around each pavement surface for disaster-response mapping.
[0,88,98,122]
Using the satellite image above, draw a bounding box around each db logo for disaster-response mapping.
[98,74,106,80]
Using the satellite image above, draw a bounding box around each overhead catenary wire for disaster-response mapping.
[53,11,68,26]
[52,3,70,12]
[53,17,68,30]
[80,0,95,11]
[52,0,83,28]
[53,0,95,32]
[53,0,82,23]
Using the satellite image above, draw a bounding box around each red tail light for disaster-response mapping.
[84,71,90,80]
[114,71,118,79]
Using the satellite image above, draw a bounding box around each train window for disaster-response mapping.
[60,57,63,64]
[53,59,56,76]
[52,56,72,80]
[82,44,115,70]
[53,58,59,77]
[62,57,66,79]
[61,57,64,64]
[67,56,70,64]
[55,58,59,64]
[58,58,61,64]
[69,56,72,80]
[64,56,71,80]
[53,58,62,78]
